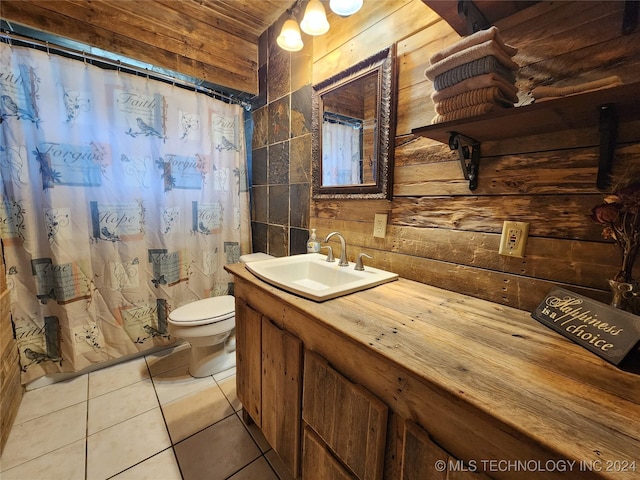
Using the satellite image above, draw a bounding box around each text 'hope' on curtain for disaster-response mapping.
[0,42,251,384]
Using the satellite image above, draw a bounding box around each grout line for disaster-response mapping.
[144,353,185,480]
[85,372,90,480]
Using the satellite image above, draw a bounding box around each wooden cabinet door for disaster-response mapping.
[303,350,388,480]
[262,317,303,478]
[402,420,491,480]
[235,299,262,426]
[303,426,358,480]
[401,420,448,480]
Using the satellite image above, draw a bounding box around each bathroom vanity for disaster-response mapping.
[225,263,640,480]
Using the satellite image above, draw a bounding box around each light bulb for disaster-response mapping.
[277,18,304,52]
[300,0,330,36]
[329,0,363,16]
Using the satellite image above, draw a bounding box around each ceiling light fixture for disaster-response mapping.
[329,0,363,17]
[277,17,304,52]
[300,0,330,36]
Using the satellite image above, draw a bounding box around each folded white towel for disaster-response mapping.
[425,39,519,81]
[532,76,623,100]
[430,26,517,65]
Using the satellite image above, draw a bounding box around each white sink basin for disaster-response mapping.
[245,253,398,302]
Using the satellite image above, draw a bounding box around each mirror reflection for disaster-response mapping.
[321,70,378,187]
[312,46,396,200]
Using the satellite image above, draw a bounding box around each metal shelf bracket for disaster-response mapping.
[457,0,490,35]
[449,132,480,191]
[597,103,617,191]
[622,0,639,34]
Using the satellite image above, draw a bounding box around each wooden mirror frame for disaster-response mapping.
[311,45,397,200]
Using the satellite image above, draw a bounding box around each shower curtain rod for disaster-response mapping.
[0,31,253,111]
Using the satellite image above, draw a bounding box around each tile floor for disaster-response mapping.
[0,343,295,480]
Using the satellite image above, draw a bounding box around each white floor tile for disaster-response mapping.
[110,448,182,480]
[86,407,171,480]
[216,374,242,412]
[0,402,87,472]
[1,353,265,480]
[13,374,88,424]
[229,456,279,480]
[162,383,234,443]
[88,357,150,398]
[213,365,236,382]
[0,439,85,480]
[174,414,260,480]
[265,449,297,480]
[88,378,159,435]
[151,363,216,405]
[239,414,272,453]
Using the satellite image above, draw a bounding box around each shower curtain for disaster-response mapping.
[322,121,361,186]
[0,42,251,384]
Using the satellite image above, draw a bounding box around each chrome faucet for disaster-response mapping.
[355,253,372,271]
[323,231,349,266]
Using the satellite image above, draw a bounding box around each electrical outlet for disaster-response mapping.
[373,213,387,238]
[499,221,529,258]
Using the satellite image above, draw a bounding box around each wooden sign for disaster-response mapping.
[532,287,640,365]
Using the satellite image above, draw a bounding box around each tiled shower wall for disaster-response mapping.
[250,17,313,257]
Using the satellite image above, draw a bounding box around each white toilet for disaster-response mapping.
[167,252,273,377]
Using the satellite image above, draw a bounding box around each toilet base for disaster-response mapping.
[188,337,236,377]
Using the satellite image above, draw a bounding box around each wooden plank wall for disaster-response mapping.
[311,0,640,312]
[0,240,23,454]
[0,0,259,94]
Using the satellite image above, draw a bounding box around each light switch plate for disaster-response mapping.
[499,221,529,258]
[373,213,387,238]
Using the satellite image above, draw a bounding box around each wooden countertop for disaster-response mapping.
[226,263,640,478]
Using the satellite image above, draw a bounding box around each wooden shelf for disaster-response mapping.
[411,81,640,144]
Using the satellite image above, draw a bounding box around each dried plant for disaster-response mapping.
[590,167,640,283]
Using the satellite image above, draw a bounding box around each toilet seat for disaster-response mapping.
[169,295,235,326]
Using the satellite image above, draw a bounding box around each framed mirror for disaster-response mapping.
[311,45,397,200]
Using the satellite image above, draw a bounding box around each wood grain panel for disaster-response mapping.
[228,266,640,480]
[60,0,257,76]
[235,300,262,426]
[394,143,640,196]
[396,19,460,91]
[401,420,448,480]
[0,0,259,93]
[303,350,388,480]
[313,0,415,64]
[261,318,302,478]
[315,194,605,240]
[310,216,636,293]
[302,426,357,480]
[401,420,492,479]
[313,0,438,85]
[0,242,22,454]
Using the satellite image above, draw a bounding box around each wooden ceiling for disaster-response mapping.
[161,0,295,45]
[0,0,296,96]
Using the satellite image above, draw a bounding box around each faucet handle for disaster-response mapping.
[321,245,335,262]
[355,253,372,271]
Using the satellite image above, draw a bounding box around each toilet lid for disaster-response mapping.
[239,252,274,263]
[169,295,235,326]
